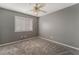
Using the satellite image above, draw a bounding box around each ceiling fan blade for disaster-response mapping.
[38,5,44,8]
[39,10,47,13]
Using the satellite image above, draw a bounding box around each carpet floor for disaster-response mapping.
[0,37,77,55]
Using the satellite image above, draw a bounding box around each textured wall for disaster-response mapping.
[0,8,38,44]
[39,4,79,48]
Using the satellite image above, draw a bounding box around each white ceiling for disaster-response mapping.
[0,3,76,17]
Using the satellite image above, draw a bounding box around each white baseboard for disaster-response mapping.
[0,37,36,47]
[39,36,79,51]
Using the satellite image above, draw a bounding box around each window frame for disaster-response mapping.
[15,16,33,32]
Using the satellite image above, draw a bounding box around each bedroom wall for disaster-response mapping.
[0,8,38,44]
[39,4,79,48]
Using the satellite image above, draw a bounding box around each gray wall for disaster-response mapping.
[39,4,79,48]
[0,8,38,44]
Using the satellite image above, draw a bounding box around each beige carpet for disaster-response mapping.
[0,37,76,55]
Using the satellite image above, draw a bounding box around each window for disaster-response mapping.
[15,16,33,32]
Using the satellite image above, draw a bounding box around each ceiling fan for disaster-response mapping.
[31,3,46,15]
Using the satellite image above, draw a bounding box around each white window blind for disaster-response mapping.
[15,16,33,32]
